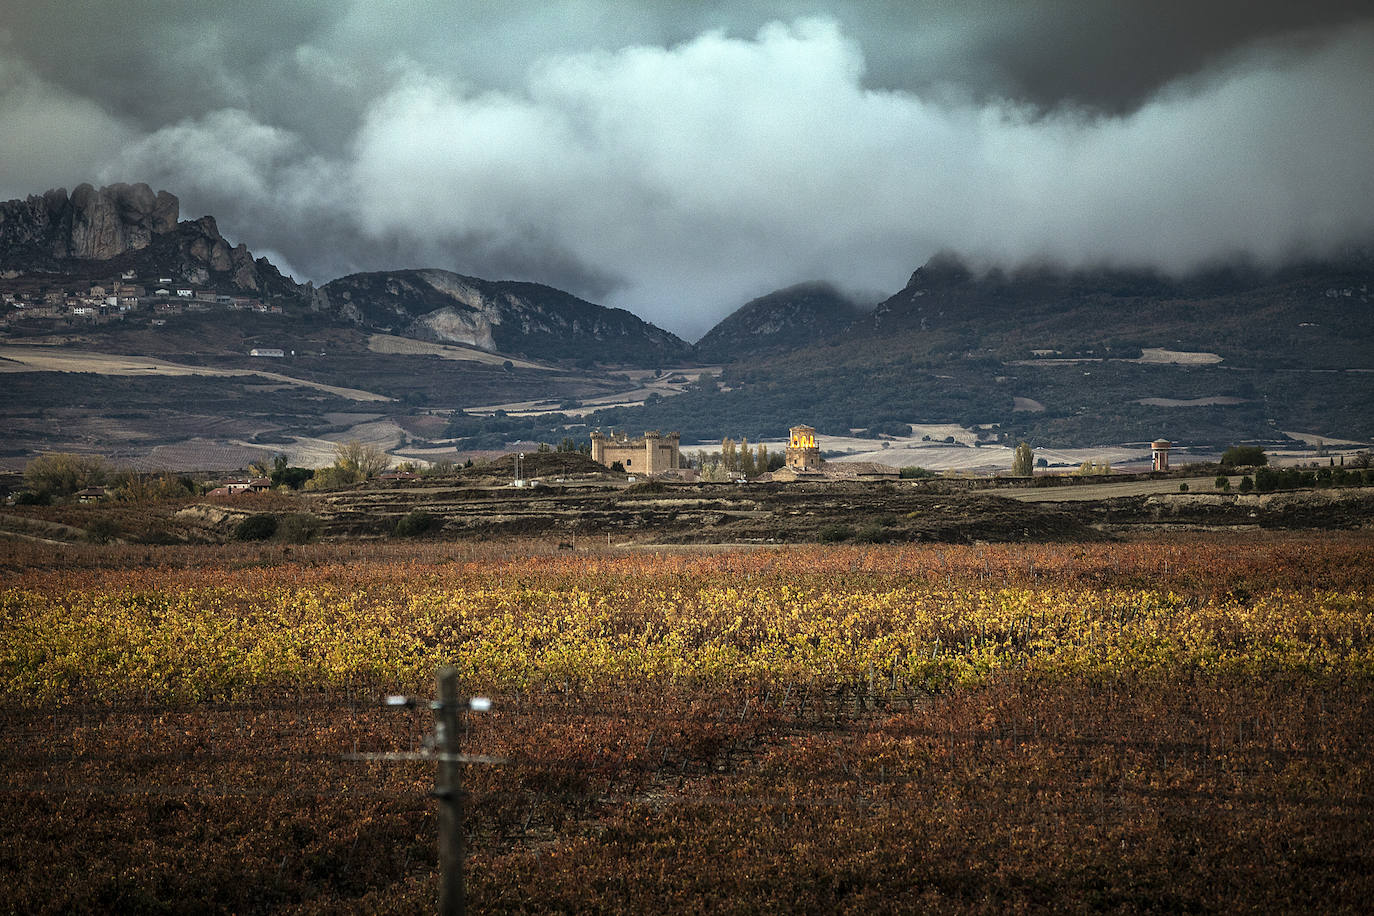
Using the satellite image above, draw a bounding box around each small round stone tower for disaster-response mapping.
[1151,439,1172,471]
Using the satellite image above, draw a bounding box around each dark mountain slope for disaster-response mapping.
[693,282,863,363]
[865,252,1374,368]
[552,252,1374,448]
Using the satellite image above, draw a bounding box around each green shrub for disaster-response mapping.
[1238,475,1254,493]
[394,509,436,537]
[234,514,278,541]
[818,524,854,543]
[1178,483,1189,492]
[1214,475,1230,490]
[1220,445,1267,468]
[85,517,121,544]
[270,466,315,490]
[277,513,322,543]
[854,524,890,543]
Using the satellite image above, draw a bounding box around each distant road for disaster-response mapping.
[0,344,393,402]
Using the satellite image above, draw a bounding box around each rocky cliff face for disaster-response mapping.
[0,183,178,260]
[0,183,304,300]
[321,269,691,366]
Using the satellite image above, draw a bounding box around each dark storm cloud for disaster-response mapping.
[1,2,1372,338]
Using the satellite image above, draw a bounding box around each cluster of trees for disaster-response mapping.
[689,438,785,480]
[21,451,326,505]
[443,410,585,449]
[250,455,315,490]
[1251,464,1374,492]
[20,453,200,504]
[1220,445,1268,467]
[21,453,110,501]
[306,441,390,490]
[1074,460,1112,476]
[555,438,592,455]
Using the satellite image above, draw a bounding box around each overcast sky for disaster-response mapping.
[2,1,1372,339]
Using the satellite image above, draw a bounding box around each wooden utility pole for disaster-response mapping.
[352,673,500,915]
[435,666,466,916]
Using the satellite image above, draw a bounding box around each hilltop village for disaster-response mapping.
[0,269,278,329]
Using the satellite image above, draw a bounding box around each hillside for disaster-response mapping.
[693,282,863,363]
[3,183,1373,463]
[0,186,697,466]
[506,253,1374,450]
[319,269,690,367]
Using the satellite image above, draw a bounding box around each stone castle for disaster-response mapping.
[591,430,682,475]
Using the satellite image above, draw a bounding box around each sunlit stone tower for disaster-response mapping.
[786,425,822,470]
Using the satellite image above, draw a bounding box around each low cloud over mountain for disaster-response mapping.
[3,3,1371,338]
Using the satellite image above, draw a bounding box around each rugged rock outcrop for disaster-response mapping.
[65,182,179,259]
[0,182,179,261]
[320,269,691,366]
[0,183,305,301]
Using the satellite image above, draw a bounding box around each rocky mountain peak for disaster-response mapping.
[61,182,179,260]
[903,251,974,290]
[0,182,303,301]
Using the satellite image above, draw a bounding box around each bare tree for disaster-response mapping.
[334,440,391,481]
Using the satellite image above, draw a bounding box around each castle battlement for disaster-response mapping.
[591,430,681,475]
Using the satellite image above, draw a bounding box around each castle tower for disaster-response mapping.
[786,425,821,470]
[642,430,662,474]
[591,430,606,465]
[1151,439,1172,471]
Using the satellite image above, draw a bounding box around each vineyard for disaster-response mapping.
[3,534,1373,912]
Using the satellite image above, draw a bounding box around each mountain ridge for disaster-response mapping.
[317,268,690,367]
[693,281,864,363]
[4,183,1374,456]
[0,184,691,368]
